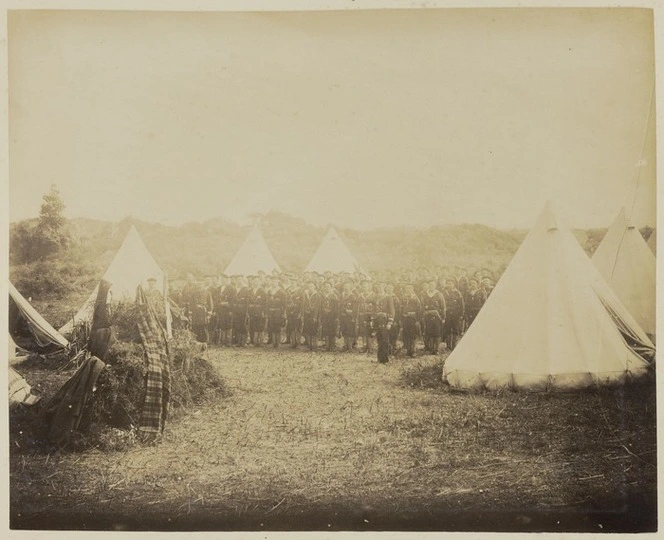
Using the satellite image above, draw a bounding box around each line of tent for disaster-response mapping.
[60,223,367,335]
[443,202,656,391]
[7,203,657,394]
[225,223,369,277]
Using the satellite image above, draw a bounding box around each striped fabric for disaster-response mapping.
[136,287,171,436]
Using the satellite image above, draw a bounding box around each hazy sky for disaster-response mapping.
[8,8,656,230]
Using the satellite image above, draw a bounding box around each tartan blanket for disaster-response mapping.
[136,286,171,436]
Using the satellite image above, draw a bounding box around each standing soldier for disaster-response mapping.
[231,275,248,347]
[420,279,446,355]
[481,276,494,298]
[265,275,287,349]
[385,282,401,355]
[302,280,321,350]
[319,281,339,351]
[457,270,469,299]
[400,282,422,357]
[191,279,214,345]
[144,277,165,322]
[339,280,360,352]
[374,281,395,364]
[205,276,219,345]
[442,278,465,351]
[180,273,198,319]
[358,280,377,354]
[284,274,303,348]
[214,274,235,346]
[464,277,487,331]
[246,275,267,347]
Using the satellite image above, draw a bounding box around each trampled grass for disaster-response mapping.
[9,347,657,532]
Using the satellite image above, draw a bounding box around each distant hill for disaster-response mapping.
[9,211,627,328]
[11,210,618,280]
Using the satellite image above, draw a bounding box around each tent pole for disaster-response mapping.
[164,273,173,339]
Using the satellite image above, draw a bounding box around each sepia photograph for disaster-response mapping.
[4,1,659,534]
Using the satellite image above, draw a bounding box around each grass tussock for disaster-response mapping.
[400,357,446,389]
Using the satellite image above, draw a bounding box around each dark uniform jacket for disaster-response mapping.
[465,288,487,318]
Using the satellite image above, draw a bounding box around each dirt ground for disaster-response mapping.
[9,346,657,532]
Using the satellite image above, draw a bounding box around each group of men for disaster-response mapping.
[169,268,494,363]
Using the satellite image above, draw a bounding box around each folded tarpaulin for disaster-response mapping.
[9,367,40,407]
[42,356,106,445]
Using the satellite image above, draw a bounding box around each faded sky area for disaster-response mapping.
[8,8,656,230]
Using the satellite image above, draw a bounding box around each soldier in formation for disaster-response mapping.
[170,267,491,356]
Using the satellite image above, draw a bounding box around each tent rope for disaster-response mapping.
[608,79,655,281]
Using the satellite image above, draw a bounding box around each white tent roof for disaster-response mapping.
[60,225,166,334]
[591,208,656,337]
[224,224,281,276]
[647,229,656,254]
[9,282,69,349]
[305,227,368,275]
[443,202,653,391]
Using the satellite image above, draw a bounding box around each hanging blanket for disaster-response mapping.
[136,286,171,437]
[42,356,106,445]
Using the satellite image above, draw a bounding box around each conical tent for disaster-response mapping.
[591,208,656,337]
[647,229,656,254]
[443,202,653,391]
[305,227,368,276]
[9,282,69,349]
[224,224,281,276]
[59,225,167,335]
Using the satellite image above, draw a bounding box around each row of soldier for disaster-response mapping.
[166,269,494,363]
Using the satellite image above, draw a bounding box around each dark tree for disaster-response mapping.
[32,184,70,259]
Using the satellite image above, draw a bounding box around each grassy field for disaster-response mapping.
[9,346,657,532]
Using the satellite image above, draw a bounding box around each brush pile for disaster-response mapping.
[60,302,230,451]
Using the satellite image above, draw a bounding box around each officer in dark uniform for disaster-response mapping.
[442,278,464,351]
[400,282,422,357]
[464,277,487,330]
[420,279,446,354]
[214,274,235,346]
[339,280,360,352]
[284,274,303,348]
[374,281,395,363]
[265,275,287,349]
[184,276,213,345]
[385,282,401,355]
[231,275,248,346]
[481,276,494,297]
[358,280,377,353]
[246,275,267,346]
[302,280,321,350]
[319,281,339,351]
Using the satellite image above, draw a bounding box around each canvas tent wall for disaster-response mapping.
[443,202,653,392]
[305,227,369,276]
[224,224,281,276]
[59,225,169,336]
[591,208,656,337]
[9,282,69,350]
